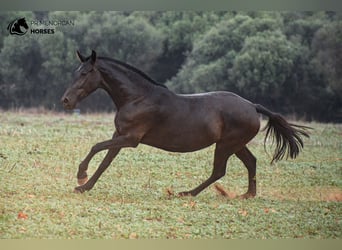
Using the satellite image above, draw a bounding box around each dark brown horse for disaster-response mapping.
[61,50,309,198]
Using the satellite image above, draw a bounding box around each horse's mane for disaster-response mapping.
[98,56,168,89]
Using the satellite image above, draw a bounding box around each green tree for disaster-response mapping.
[0,36,43,107]
[0,12,35,107]
[229,31,302,104]
[72,11,164,73]
[284,11,327,46]
[37,30,78,109]
[309,20,342,121]
[168,14,284,93]
[146,11,227,82]
[311,21,342,98]
[0,19,44,108]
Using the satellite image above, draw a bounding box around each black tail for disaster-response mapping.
[255,104,310,163]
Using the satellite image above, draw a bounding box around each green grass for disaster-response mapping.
[0,111,341,239]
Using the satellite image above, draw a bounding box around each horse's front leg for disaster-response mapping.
[76,138,115,186]
[75,132,140,193]
[75,148,120,193]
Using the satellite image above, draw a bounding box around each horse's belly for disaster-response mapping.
[141,135,215,152]
[141,118,221,152]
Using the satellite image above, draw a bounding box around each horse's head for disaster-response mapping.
[61,50,103,110]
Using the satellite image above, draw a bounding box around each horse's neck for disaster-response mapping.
[99,63,154,109]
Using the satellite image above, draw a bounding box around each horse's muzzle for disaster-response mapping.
[61,97,73,110]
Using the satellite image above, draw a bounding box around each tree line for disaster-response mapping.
[0,11,341,122]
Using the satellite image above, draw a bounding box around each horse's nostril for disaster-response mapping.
[63,97,69,104]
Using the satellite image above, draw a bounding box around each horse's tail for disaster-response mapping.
[255,104,310,164]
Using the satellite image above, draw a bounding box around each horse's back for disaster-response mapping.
[185,91,259,132]
[141,90,260,152]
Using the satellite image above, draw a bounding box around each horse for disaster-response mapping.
[61,50,310,198]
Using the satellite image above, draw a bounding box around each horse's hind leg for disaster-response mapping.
[179,142,232,197]
[235,146,257,199]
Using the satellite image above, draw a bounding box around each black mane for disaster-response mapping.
[98,56,167,89]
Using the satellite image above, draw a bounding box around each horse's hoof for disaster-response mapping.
[74,186,85,194]
[178,191,193,197]
[239,193,256,199]
[77,177,88,186]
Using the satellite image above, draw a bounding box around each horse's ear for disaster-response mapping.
[76,50,86,63]
[90,50,97,65]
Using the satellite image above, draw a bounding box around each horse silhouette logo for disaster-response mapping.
[7,17,29,36]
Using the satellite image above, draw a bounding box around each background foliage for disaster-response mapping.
[0,11,341,121]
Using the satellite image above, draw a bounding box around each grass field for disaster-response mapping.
[0,111,341,239]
